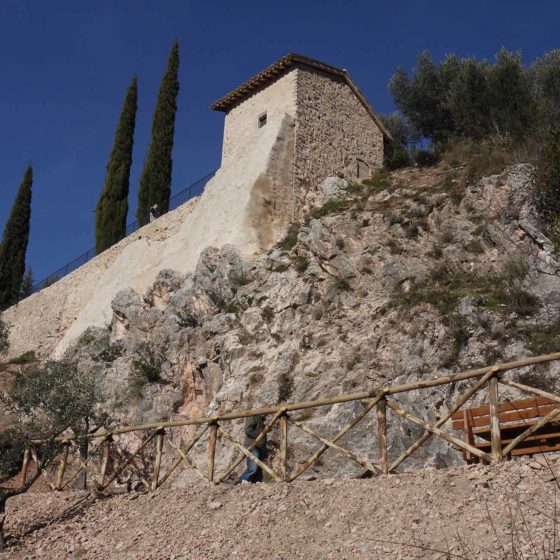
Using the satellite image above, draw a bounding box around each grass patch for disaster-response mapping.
[310,199,354,219]
[131,347,164,397]
[395,264,540,318]
[9,350,36,364]
[522,320,560,355]
[225,301,238,314]
[464,240,484,254]
[385,212,405,226]
[276,222,300,251]
[362,170,392,191]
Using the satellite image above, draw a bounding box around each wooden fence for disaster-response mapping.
[22,352,560,491]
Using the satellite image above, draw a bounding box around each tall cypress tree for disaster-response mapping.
[95,76,138,254]
[136,41,180,226]
[0,166,33,310]
[20,267,34,299]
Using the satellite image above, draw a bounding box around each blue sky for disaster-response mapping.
[1,0,559,284]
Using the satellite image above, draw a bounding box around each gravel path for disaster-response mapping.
[3,456,560,559]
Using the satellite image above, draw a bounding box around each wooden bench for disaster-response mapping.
[451,395,560,462]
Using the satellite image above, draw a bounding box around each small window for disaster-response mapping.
[258,112,267,128]
[357,160,370,180]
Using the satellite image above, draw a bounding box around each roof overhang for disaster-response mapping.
[210,53,392,142]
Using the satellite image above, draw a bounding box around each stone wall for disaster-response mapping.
[221,70,297,168]
[294,67,384,191]
[4,115,296,360]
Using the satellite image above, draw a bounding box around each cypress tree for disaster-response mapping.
[95,76,138,254]
[0,166,33,310]
[20,267,33,299]
[136,41,180,226]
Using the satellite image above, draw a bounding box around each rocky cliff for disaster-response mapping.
[62,162,560,477]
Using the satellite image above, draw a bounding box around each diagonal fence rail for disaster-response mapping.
[22,351,560,492]
[31,170,217,294]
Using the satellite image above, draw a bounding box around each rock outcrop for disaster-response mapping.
[62,162,560,478]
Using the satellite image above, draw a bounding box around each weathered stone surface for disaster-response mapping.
[59,163,560,479]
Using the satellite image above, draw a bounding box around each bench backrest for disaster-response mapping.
[451,394,559,431]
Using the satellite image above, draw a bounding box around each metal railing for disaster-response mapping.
[31,170,217,293]
[22,352,560,492]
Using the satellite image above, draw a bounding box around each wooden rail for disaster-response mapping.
[22,352,560,492]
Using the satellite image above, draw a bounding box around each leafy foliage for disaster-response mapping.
[5,361,98,440]
[0,360,100,548]
[95,76,138,254]
[388,47,556,148]
[19,267,33,299]
[0,317,8,356]
[0,166,33,310]
[534,126,560,247]
[380,112,412,169]
[276,222,300,251]
[137,41,180,226]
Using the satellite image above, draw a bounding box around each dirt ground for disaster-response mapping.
[3,456,560,559]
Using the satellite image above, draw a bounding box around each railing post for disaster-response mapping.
[151,429,165,491]
[56,443,70,491]
[20,447,31,485]
[98,438,112,489]
[489,375,502,463]
[279,413,288,482]
[207,422,218,483]
[377,396,388,474]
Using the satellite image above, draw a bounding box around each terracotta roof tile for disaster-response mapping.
[210,53,392,141]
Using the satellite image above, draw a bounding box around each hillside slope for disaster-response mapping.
[3,456,560,559]
[61,161,560,478]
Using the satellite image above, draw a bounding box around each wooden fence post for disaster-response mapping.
[151,429,165,491]
[20,447,31,486]
[279,413,288,481]
[489,376,502,463]
[377,397,388,475]
[56,443,70,491]
[98,438,111,489]
[207,423,218,483]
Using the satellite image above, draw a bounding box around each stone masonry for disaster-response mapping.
[4,53,388,358]
[294,66,384,190]
[213,54,390,195]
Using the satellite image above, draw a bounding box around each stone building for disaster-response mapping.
[4,53,390,359]
[211,53,391,190]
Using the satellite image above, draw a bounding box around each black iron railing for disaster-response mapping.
[31,170,217,293]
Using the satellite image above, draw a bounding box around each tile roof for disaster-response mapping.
[210,53,392,141]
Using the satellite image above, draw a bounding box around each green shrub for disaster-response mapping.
[310,199,353,219]
[262,307,274,322]
[464,240,484,254]
[98,343,122,364]
[534,126,560,248]
[293,255,310,273]
[334,277,352,292]
[522,320,560,355]
[0,317,8,356]
[395,266,540,318]
[278,372,294,402]
[276,222,300,251]
[384,143,411,170]
[414,149,440,167]
[362,170,393,190]
[225,301,238,314]
[346,354,362,371]
[176,309,198,328]
[385,212,405,225]
[9,351,36,364]
[132,348,162,385]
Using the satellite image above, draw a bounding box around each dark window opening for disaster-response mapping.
[258,112,267,128]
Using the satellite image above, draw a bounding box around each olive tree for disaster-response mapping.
[0,361,99,550]
[0,317,7,356]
